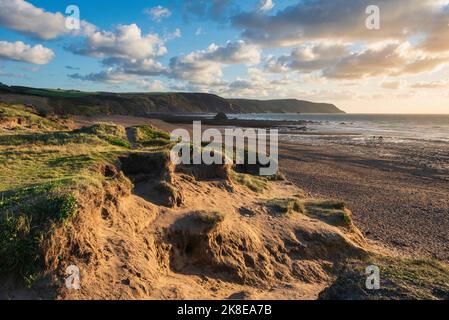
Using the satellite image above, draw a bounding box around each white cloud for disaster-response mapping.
[380,81,401,90]
[68,24,167,60]
[195,28,204,36]
[257,0,275,12]
[0,69,29,79]
[0,0,95,40]
[68,23,172,81]
[265,43,350,73]
[233,0,449,50]
[410,80,449,89]
[168,40,260,85]
[145,6,172,22]
[70,38,262,90]
[216,67,298,98]
[145,80,165,91]
[265,40,449,80]
[205,41,261,64]
[69,69,166,92]
[69,69,125,84]
[164,28,182,41]
[169,54,225,85]
[323,42,448,80]
[0,41,55,64]
[102,57,168,76]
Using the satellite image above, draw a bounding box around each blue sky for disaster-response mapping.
[0,0,255,91]
[1,0,449,113]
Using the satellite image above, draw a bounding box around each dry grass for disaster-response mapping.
[190,210,225,227]
[266,198,305,216]
[320,256,449,300]
[230,171,268,193]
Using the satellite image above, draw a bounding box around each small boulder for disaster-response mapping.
[214,112,228,121]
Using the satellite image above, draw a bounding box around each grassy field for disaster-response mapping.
[23,88,90,99]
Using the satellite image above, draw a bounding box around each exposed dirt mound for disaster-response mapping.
[0,152,406,300]
[119,152,183,208]
[162,211,279,286]
[176,163,232,180]
[158,204,367,289]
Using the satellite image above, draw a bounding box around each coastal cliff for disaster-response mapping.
[0,84,344,116]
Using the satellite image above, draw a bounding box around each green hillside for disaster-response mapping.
[0,84,345,116]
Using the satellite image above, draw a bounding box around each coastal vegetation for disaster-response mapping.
[0,102,448,300]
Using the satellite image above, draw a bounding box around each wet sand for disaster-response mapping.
[279,139,449,261]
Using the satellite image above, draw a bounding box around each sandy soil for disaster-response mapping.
[73,115,449,261]
[55,161,365,300]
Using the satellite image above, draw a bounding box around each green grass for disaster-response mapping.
[77,123,126,137]
[380,258,449,299]
[264,172,286,181]
[0,107,139,284]
[230,172,268,193]
[0,105,178,286]
[104,136,131,148]
[76,123,131,148]
[0,193,78,285]
[0,123,130,150]
[25,88,89,98]
[0,104,66,131]
[132,125,171,147]
[0,131,103,146]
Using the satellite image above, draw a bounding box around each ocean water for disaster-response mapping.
[229,113,449,144]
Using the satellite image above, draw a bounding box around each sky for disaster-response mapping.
[0,0,449,114]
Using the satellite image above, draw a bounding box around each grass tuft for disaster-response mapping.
[191,211,225,227]
[133,125,171,147]
[266,198,305,217]
[301,199,352,227]
[230,172,268,193]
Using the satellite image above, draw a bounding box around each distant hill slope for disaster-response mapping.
[0,84,344,116]
[229,98,344,114]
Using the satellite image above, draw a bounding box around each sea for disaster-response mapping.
[229,113,449,144]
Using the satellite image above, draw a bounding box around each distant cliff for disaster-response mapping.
[229,98,344,114]
[0,84,345,116]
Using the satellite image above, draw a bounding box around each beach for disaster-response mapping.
[74,114,449,261]
[279,137,449,261]
[172,114,449,261]
[2,109,449,300]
